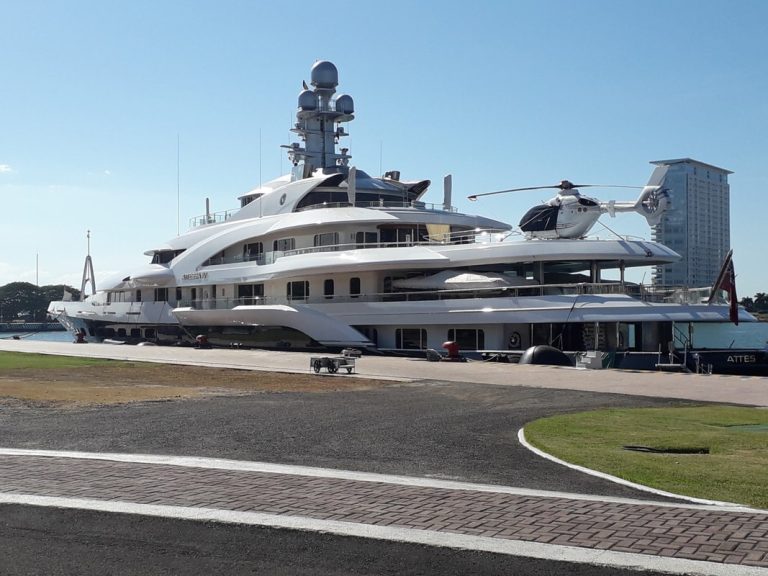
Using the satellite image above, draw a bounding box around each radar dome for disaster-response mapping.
[298,89,317,110]
[335,94,354,114]
[311,60,338,88]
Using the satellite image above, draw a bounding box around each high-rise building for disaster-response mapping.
[650,158,732,288]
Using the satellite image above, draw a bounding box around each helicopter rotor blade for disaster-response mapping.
[468,185,560,201]
[467,181,644,201]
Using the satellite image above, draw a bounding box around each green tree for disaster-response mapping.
[754,293,768,312]
[0,283,81,322]
[740,296,755,311]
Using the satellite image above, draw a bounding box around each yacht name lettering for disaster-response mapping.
[727,355,756,363]
[182,272,208,281]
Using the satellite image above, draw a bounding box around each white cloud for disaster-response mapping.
[0,164,12,174]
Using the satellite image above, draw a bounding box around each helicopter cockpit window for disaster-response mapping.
[519,205,559,232]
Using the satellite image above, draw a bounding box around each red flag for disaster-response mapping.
[709,250,738,325]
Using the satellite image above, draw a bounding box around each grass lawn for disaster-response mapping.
[0,351,117,369]
[524,405,768,509]
[0,351,388,405]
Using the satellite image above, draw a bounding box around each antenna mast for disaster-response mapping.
[80,230,96,301]
[177,133,180,236]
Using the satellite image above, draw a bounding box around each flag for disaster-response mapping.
[708,250,738,325]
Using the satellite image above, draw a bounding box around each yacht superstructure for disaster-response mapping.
[48,61,764,374]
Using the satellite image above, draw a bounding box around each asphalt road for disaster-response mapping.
[0,381,690,497]
[0,504,672,576]
[0,381,695,575]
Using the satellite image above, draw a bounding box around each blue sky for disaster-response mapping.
[2,0,766,296]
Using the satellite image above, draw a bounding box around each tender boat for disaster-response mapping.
[48,61,766,375]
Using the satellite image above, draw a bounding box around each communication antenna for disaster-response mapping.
[176,133,180,236]
[80,230,96,301]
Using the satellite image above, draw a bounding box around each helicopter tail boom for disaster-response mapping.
[602,165,670,225]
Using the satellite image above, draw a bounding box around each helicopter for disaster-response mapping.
[467,168,670,240]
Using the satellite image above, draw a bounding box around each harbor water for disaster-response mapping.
[690,322,768,349]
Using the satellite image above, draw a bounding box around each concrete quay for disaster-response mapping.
[1,339,766,406]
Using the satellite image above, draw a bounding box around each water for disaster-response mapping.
[691,322,768,349]
[1,330,73,343]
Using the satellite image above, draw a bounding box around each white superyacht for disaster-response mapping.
[49,61,765,374]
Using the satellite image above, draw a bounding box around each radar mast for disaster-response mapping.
[283,61,354,179]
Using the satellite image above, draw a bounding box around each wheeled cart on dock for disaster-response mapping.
[310,355,356,374]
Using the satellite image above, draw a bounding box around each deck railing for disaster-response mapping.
[175,282,713,311]
[200,229,513,267]
[189,199,458,229]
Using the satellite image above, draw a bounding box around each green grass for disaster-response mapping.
[524,406,768,509]
[0,351,117,369]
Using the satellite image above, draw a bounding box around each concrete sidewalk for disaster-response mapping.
[1,339,766,406]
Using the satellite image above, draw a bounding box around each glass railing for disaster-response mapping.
[188,209,238,228]
[295,200,458,213]
[174,282,710,311]
[189,199,460,229]
[199,229,513,267]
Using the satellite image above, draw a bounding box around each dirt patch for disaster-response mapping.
[0,363,392,407]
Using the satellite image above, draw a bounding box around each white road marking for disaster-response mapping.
[1,493,764,576]
[0,447,761,513]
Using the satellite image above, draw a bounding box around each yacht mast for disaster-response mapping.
[283,61,354,179]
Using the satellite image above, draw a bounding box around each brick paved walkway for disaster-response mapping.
[0,453,766,571]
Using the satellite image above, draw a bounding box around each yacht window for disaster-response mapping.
[136,290,142,302]
[117,328,127,337]
[350,277,361,298]
[274,238,296,252]
[237,283,264,305]
[130,328,141,338]
[355,231,378,248]
[154,288,168,302]
[396,328,427,350]
[355,326,378,346]
[324,279,334,299]
[244,242,264,262]
[240,193,262,208]
[314,232,339,248]
[383,275,407,294]
[175,288,182,302]
[287,281,309,301]
[447,328,485,350]
[296,190,349,210]
[151,249,185,264]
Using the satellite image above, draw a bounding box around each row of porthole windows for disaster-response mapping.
[287,278,362,301]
